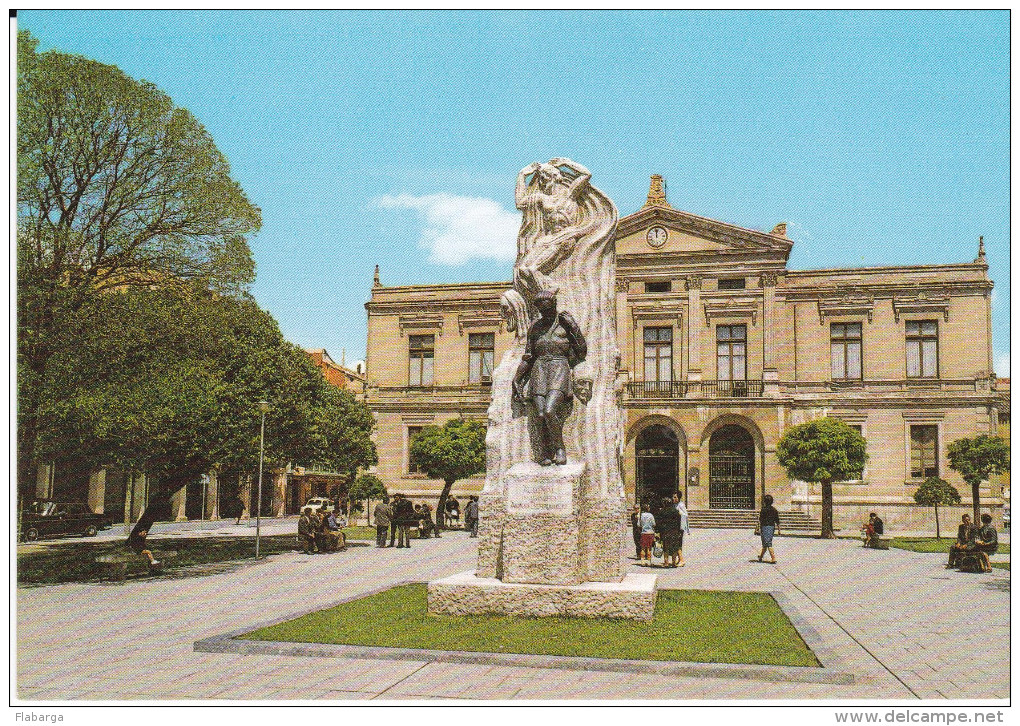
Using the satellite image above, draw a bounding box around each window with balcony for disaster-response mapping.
[643,327,673,392]
[717,325,747,383]
[910,424,939,478]
[906,321,938,378]
[831,322,863,380]
[408,334,434,386]
[468,332,495,383]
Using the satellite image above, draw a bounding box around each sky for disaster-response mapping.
[18,10,1010,374]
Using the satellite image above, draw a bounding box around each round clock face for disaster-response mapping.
[647,226,668,248]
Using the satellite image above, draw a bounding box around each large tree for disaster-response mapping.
[947,434,1010,521]
[33,284,377,539]
[777,418,867,539]
[17,30,261,494]
[410,419,486,529]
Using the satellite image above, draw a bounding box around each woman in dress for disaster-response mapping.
[758,494,780,564]
[673,493,691,567]
[655,497,683,568]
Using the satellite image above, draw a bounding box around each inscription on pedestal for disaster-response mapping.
[504,462,582,516]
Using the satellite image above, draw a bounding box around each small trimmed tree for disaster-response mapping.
[913,476,961,540]
[349,474,387,525]
[410,418,486,529]
[777,417,867,539]
[947,435,1010,521]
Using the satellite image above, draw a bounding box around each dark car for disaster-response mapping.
[19,500,116,541]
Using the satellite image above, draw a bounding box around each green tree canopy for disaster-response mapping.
[410,418,486,528]
[349,474,387,521]
[17,30,262,494]
[947,434,1010,520]
[777,417,867,538]
[913,476,961,539]
[32,284,376,534]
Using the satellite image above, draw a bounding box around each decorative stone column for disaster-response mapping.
[685,276,703,382]
[129,474,148,522]
[171,486,187,522]
[760,272,780,397]
[35,463,53,499]
[205,470,220,520]
[88,469,106,514]
[272,470,288,517]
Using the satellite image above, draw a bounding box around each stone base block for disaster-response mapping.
[427,570,657,621]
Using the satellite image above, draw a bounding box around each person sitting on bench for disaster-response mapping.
[960,514,998,573]
[947,513,976,568]
[862,512,884,548]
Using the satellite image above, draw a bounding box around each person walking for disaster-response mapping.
[656,497,683,567]
[394,494,415,548]
[630,504,642,560]
[758,494,780,564]
[465,496,480,537]
[388,494,402,546]
[673,493,690,566]
[373,496,393,548]
[638,501,656,565]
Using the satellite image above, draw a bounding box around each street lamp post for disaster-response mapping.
[255,400,270,559]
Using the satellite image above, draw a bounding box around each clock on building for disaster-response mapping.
[646,226,668,248]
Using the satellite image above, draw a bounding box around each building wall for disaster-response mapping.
[363,194,1002,530]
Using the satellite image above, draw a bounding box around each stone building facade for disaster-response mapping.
[364,177,1006,531]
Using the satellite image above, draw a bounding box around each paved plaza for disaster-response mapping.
[16,528,1009,701]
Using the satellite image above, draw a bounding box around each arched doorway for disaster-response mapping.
[709,424,755,509]
[636,425,680,505]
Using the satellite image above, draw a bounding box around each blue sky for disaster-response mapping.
[19,10,1009,374]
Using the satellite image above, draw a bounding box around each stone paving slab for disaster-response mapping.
[16,528,1010,700]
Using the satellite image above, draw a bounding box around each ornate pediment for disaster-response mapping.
[398,314,444,336]
[616,205,793,257]
[892,291,951,322]
[817,290,876,323]
[702,296,759,324]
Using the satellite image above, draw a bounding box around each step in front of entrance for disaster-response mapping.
[688,510,822,532]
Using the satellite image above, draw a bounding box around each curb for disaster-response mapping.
[193,583,855,686]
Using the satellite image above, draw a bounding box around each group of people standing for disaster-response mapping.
[369,494,480,547]
[631,494,690,567]
[297,507,347,555]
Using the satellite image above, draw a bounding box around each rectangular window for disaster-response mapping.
[830,322,863,380]
[718,278,746,290]
[716,325,747,382]
[468,332,495,383]
[906,321,938,378]
[407,426,423,474]
[408,334,434,386]
[910,424,939,479]
[643,327,673,385]
[644,281,671,294]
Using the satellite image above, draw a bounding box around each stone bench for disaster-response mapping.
[864,537,890,550]
[94,551,178,581]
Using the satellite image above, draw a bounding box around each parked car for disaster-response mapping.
[305,497,335,514]
[19,500,116,541]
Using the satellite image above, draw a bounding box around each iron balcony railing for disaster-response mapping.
[625,380,765,399]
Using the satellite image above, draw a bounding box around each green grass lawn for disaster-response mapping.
[991,562,1010,571]
[240,584,819,668]
[890,537,1010,555]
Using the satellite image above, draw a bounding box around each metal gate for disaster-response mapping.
[709,451,755,509]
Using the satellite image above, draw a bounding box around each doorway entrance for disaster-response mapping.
[708,424,755,509]
[636,425,680,506]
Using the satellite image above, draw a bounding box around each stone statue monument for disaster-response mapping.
[427,158,657,620]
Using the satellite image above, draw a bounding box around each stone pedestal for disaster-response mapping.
[428,570,657,621]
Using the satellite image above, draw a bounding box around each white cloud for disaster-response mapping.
[376,193,518,265]
[995,352,1010,377]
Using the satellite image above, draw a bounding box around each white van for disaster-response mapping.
[305,497,334,514]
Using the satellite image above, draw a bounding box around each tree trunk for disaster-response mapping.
[934,502,941,540]
[436,480,455,531]
[972,480,981,522]
[820,480,835,539]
